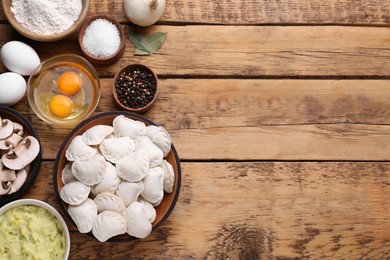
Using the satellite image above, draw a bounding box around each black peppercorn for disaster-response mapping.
[115,66,157,109]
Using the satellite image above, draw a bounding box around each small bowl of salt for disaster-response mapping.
[78,15,125,66]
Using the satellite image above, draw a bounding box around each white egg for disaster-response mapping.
[0,72,26,106]
[1,41,40,76]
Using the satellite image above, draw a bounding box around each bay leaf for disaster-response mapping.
[145,32,168,54]
[135,48,150,56]
[128,30,167,55]
[128,30,150,52]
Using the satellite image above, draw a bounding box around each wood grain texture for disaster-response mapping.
[25,162,390,259]
[1,0,390,25]
[1,25,390,77]
[10,79,390,161]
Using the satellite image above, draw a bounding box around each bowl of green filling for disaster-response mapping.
[0,199,70,259]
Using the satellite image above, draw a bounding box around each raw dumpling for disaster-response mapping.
[141,166,164,204]
[68,198,97,233]
[94,193,126,216]
[116,181,144,207]
[72,154,106,185]
[92,211,127,242]
[126,202,152,239]
[146,125,172,157]
[116,150,149,182]
[161,160,175,193]
[99,136,135,163]
[91,162,121,196]
[113,115,146,139]
[138,198,156,223]
[82,125,114,145]
[135,136,163,167]
[61,162,76,185]
[65,135,97,161]
[60,181,90,205]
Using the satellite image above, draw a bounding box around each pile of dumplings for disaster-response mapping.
[59,115,175,242]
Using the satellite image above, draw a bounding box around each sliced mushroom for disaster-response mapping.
[9,168,28,194]
[0,160,16,182]
[2,136,40,170]
[0,181,11,195]
[0,119,13,139]
[0,133,23,151]
[12,122,24,136]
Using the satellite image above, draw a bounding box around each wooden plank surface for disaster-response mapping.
[27,162,390,259]
[1,25,390,77]
[0,0,389,258]
[11,79,390,161]
[1,0,390,25]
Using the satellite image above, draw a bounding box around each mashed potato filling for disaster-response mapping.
[0,205,66,259]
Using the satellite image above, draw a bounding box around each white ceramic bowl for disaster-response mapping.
[0,199,70,259]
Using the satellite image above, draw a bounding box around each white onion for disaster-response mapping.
[124,0,166,27]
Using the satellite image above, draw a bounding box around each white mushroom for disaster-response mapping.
[0,181,11,195]
[126,201,152,239]
[9,168,28,194]
[0,133,23,151]
[0,160,16,182]
[2,136,40,170]
[0,118,13,139]
[12,122,24,136]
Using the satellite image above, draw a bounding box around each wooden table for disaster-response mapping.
[1,1,390,259]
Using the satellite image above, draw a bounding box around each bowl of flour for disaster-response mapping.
[2,0,90,42]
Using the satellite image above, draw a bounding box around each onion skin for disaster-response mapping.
[124,0,166,27]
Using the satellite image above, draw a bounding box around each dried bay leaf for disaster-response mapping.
[145,32,168,54]
[128,30,168,56]
[135,48,150,56]
[128,30,150,53]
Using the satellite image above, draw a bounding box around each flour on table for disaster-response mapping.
[11,0,82,35]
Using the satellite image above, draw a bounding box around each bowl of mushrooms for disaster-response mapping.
[0,106,41,207]
[53,111,181,242]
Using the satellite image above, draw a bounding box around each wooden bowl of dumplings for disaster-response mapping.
[53,111,181,242]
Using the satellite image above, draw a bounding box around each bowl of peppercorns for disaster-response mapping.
[113,64,158,114]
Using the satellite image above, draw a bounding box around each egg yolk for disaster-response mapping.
[49,95,74,118]
[57,71,82,95]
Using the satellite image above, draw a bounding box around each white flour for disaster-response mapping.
[11,0,82,35]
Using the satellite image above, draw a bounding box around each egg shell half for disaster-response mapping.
[1,41,40,76]
[0,72,27,106]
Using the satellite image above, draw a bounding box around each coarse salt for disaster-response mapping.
[82,19,121,59]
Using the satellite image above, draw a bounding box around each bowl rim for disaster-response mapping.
[0,198,71,260]
[2,0,90,42]
[53,111,181,242]
[27,53,101,127]
[78,14,126,65]
[0,105,42,207]
[112,64,159,114]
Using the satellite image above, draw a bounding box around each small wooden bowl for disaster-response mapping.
[113,64,158,114]
[2,0,89,42]
[78,15,125,66]
[0,106,42,207]
[53,111,181,242]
